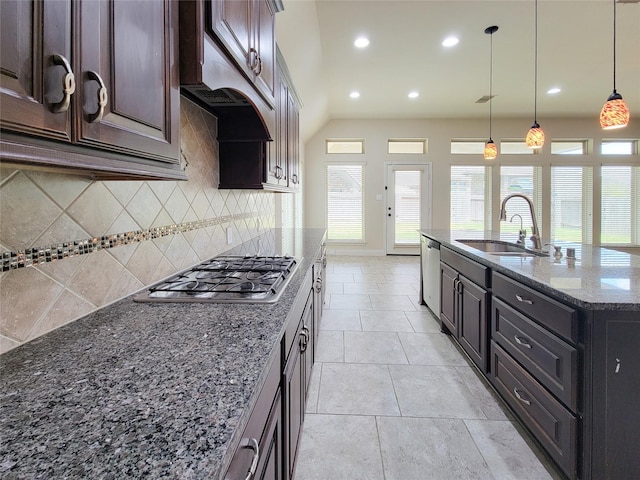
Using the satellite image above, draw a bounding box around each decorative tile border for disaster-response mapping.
[1,213,259,272]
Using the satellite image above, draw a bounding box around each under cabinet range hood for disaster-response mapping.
[178,0,276,144]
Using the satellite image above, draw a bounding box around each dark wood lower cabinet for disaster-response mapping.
[225,355,282,480]
[458,275,488,372]
[590,310,640,480]
[283,292,313,480]
[490,341,577,478]
[440,248,489,373]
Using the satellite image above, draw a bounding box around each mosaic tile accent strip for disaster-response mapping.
[1,213,259,272]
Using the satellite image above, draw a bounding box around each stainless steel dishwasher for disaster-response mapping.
[420,236,440,316]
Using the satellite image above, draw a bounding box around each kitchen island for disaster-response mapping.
[420,229,640,480]
[0,228,326,480]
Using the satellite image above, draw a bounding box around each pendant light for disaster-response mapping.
[525,0,544,149]
[484,26,499,161]
[600,0,630,129]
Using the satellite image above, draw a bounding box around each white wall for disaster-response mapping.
[304,116,639,253]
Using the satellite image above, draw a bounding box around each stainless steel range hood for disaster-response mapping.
[179,1,275,143]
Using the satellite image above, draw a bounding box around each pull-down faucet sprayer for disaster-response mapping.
[500,193,542,250]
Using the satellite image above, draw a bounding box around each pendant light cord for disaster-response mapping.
[533,0,538,122]
[613,0,617,92]
[490,31,494,139]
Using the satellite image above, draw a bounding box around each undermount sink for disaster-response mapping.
[456,239,547,257]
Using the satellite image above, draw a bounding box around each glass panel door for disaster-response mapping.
[386,164,429,255]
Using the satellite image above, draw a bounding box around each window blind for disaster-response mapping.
[450,166,489,231]
[550,166,593,243]
[601,166,639,245]
[326,164,364,241]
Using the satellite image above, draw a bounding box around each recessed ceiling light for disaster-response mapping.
[350,91,360,99]
[547,87,561,94]
[442,36,459,47]
[408,91,419,99]
[354,36,370,48]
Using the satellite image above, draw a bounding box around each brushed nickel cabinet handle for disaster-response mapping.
[50,54,75,113]
[239,437,260,480]
[514,335,533,349]
[255,55,262,76]
[291,173,298,184]
[515,294,533,305]
[299,328,309,353]
[86,70,108,123]
[513,387,532,406]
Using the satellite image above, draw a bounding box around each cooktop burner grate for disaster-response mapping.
[134,255,298,303]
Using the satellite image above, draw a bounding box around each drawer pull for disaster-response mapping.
[513,387,532,406]
[514,335,533,349]
[515,294,534,305]
[239,437,260,480]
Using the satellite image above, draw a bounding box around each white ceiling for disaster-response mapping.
[275,0,640,142]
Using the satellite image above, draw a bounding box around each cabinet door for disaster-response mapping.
[75,0,180,163]
[302,295,314,393]
[0,0,72,142]
[440,262,458,336]
[458,276,488,373]
[267,71,287,185]
[252,0,276,100]
[257,392,282,480]
[284,325,306,480]
[210,0,251,77]
[287,91,300,187]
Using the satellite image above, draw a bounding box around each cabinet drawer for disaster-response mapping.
[492,272,577,343]
[490,341,577,479]
[492,297,578,411]
[441,246,489,288]
[225,352,281,480]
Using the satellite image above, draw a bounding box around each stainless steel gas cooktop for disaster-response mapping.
[134,255,298,304]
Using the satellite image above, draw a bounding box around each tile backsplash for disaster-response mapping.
[0,98,279,354]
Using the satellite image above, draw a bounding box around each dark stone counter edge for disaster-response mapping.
[421,231,640,312]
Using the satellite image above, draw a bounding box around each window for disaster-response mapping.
[500,141,535,155]
[601,140,637,155]
[326,164,365,242]
[388,139,427,154]
[601,166,640,245]
[500,166,542,237]
[450,166,491,231]
[450,140,485,154]
[551,140,588,155]
[551,167,593,243]
[326,139,364,154]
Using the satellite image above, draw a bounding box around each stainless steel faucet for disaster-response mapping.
[500,193,542,250]
[509,213,526,245]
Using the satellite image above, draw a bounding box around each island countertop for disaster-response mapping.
[420,229,640,311]
[0,228,326,479]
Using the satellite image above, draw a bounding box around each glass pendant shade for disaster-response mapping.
[484,140,497,160]
[600,92,630,129]
[526,122,545,149]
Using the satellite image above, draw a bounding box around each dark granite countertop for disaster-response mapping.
[0,228,326,479]
[421,229,640,311]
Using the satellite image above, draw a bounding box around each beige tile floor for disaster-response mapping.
[294,255,564,480]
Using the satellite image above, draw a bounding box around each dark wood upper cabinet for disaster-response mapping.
[0,0,72,142]
[0,0,185,180]
[75,0,180,163]
[209,0,276,104]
